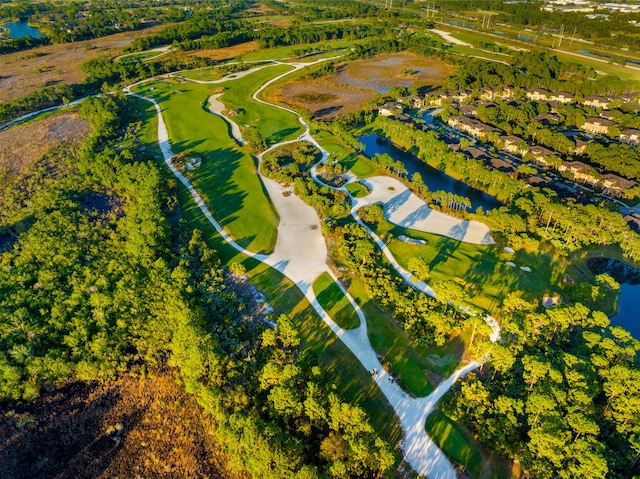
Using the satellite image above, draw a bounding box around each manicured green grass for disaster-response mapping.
[314,130,381,178]
[346,273,466,397]
[218,64,303,144]
[426,410,485,478]
[179,68,226,81]
[132,79,279,254]
[372,218,562,314]
[312,272,360,330]
[238,39,356,62]
[345,181,370,198]
[133,93,402,445]
[117,50,162,62]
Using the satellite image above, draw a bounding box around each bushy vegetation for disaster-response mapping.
[0,95,395,478]
[444,296,640,479]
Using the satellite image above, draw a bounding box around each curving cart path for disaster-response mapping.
[126,59,500,478]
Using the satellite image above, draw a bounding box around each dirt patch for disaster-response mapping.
[0,26,167,103]
[0,370,236,479]
[179,40,260,62]
[0,111,90,177]
[269,52,456,120]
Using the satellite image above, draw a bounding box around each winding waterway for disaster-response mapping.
[358,134,501,211]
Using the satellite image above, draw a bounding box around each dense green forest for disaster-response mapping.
[0,96,394,478]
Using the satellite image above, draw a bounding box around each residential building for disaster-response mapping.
[549,91,574,103]
[378,102,404,116]
[559,160,599,184]
[581,117,615,135]
[502,135,527,155]
[530,145,561,166]
[584,96,611,109]
[459,103,477,116]
[601,173,638,197]
[447,116,502,140]
[620,129,640,146]
[526,88,549,102]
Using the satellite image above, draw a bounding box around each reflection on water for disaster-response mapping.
[4,20,43,39]
[586,257,640,339]
[358,134,501,211]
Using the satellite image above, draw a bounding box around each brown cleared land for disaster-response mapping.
[0,26,167,103]
[270,52,456,120]
[0,370,236,479]
[0,111,90,177]
[180,40,260,62]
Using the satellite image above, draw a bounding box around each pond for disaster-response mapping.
[578,49,611,59]
[586,257,640,339]
[3,20,44,39]
[358,134,501,212]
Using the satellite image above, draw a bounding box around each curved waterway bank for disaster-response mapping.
[586,257,640,339]
[358,133,502,212]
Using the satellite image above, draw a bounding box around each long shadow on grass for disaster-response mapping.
[268,127,303,145]
[429,236,461,269]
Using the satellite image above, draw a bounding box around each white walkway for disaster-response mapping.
[127,58,501,478]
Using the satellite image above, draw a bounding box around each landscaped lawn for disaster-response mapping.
[217,63,303,144]
[371,218,563,314]
[132,93,402,445]
[425,410,485,478]
[346,273,466,397]
[312,272,360,330]
[132,79,279,254]
[345,181,370,198]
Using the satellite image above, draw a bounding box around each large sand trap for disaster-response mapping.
[355,176,494,245]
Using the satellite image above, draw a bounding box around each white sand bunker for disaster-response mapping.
[505,262,516,267]
[357,176,494,245]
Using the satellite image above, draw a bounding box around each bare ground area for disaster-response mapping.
[180,40,260,63]
[0,370,236,479]
[269,52,456,120]
[0,111,90,176]
[0,26,166,103]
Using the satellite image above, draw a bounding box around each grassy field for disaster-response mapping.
[425,410,485,478]
[425,410,516,479]
[132,79,279,254]
[371,218,562,314]
[345,181,370,198]
[313,130,384,178]
[312,272,360,330]
[132,94,403,445]
[217,63,303,144]
[346,273,467,398]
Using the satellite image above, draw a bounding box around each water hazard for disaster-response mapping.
[3,20,43,39]
[358,134,501,211]
[586,257,640,339]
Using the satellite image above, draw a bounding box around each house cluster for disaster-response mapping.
[378,88,640,198]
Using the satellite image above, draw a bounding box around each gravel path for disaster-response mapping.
[127,59,501,478]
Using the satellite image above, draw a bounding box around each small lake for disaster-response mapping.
[578,49,611,59]
[358,134,501,211]
[586,257,640,339]
[3,20,44,39]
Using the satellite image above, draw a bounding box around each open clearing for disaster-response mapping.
[0,371,235,479]
[0,26,166,103]
[0,111,90,177]
[269,52,456,120]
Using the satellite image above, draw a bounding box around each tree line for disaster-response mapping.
[0,95,396,478]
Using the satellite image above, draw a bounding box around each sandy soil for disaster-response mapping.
[269,52,456,120]
[355,176,495,245]
[0,111,90,176]
[430,29,472,46]
[0,26,166,103]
